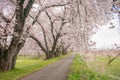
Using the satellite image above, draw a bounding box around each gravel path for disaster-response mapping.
[18,55,74,80]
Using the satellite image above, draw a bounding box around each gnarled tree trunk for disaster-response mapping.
[0,0,34,72]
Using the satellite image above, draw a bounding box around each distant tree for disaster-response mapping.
[29,1,72,59]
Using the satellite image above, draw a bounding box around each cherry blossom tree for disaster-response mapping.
[0,0,35,72]
[0,0,113,72]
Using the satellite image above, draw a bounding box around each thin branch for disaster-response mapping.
[108,53,120,64]
[0,12,10,23]
[45,11,55,39]
[9,0,17,5]
[9,10,16,22]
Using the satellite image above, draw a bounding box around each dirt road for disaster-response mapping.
[18,55,74,80]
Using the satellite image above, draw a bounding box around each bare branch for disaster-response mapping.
[30,35,47,53]
[45,11,55,39]
[29,14,49,51]
[24,0,35,19]
[0,12,10,23]
[9,0,17,5]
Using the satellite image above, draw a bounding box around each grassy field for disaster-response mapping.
[0,55,68,80]
[94,56,120,79]
[68,54,120,80]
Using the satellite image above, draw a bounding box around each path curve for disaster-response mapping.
[18,55,74,80]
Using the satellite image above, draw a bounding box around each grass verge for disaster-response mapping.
[67,54,119,80]
[0,55,68,80]
[96,56,120,79]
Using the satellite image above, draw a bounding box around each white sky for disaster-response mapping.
[91,13,120,49]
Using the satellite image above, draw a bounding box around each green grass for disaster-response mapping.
[0,55,68,80]
[68,54,119,80]
[96,56,120,79]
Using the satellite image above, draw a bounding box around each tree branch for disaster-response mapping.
[31,2,71,26]
[45,11,55,40]
[0,12,10,23]
[29,14,49,51]
[30,36,47,53]
[24,0,35,19]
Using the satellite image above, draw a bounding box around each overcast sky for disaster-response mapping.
[91,13,120,49]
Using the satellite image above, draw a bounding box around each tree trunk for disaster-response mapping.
[45,52,50,59]
[0,0,34,72]
[0,49,13,72]
[11,48,21,69]
[0,42,24,71]
[45,51,54,59]
[54,48,60,57]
